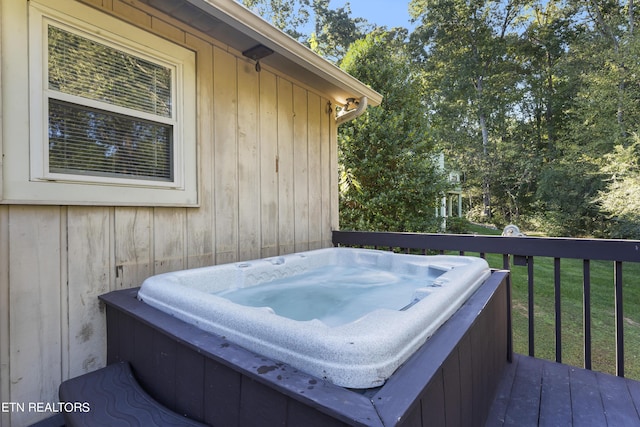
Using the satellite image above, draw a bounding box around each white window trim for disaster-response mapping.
[1,0,197,206]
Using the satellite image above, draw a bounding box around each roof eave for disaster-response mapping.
[184,0,382,107]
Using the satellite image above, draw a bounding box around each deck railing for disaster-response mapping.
[332,230,640,377]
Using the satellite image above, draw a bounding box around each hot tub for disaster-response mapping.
[137,248,490,388]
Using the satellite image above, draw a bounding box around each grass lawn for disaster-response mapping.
[467,223,640,380]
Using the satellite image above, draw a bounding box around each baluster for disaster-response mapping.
[528,256,535,357]
[503,253,513,362]
[583,259,592,370]
[615,261,624,377]
[555,257,562,363]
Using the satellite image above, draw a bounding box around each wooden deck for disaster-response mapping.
[486,354,640,426]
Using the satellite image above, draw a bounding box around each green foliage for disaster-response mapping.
[409,0,526,220]
[518,1,581,161]
[477,119,544,227]
[565,34,640,156]
[534,156,606,237]
[308,0,372,63]
[408,0,640,238]
[240,0,311,40]
[240,0,372,62]
[339,30,446,232]
[444,217,471,234]
[594,140,640,238]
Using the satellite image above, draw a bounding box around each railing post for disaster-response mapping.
[503,254,513,363]
[554,258,562,363]
[583,260,592,370]
[615,261,624,377]
[528,256,535,357]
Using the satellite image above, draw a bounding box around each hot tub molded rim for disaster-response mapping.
[136,248,491,388]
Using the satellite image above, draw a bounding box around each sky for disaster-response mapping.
[332,0,417,30]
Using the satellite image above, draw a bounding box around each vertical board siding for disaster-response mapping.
[238,59,261,262]
[1,1,339,425]
[114,208,153,289]
[308,93,323,250]
[239,378,289,427]
[204,360,242,426]
[442,350,462,426]
[293,84,310,253]
[321,98,334,248]
[214,46,240,264]
[259,71,280,258]
[112,0,150,27]
[421,371,446,426]
[8,207,63,426]
[185,34,215,269]
[0,207,10,427]
[153,208,186,274]
[66,207,112,378]
[174,346,206,420]
[277,78,296,255]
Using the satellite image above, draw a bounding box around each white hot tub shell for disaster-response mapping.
[137,248,491,388]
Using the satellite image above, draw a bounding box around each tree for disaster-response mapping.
[582,0,638,138]
[564,0,640,153]
[308,0,372,63]
[409,0,526,220]
[535,157,605,236]
[594,139,640,238]
[520,0,579,160]
[504,1,583,229]
[530,0,640,236]
[239,0,371,62]
[339,30,447,232]
[240,0,311,41]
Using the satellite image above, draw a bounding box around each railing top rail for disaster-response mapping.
[332,230,640,263]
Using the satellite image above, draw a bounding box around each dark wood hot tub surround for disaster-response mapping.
[99,270,510,427]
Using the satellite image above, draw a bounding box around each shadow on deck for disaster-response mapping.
[486,354,640,426]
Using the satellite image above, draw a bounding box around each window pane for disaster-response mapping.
[48,25,172,118]
[48,100,173,181]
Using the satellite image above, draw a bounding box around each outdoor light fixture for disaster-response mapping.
[242,44,274,72]
[344,97,359,111]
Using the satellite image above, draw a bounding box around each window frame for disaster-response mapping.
[1,0,198,206]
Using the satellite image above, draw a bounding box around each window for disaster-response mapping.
[4,0,198,205]
[46,25,175,183]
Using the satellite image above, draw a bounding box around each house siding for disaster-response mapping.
[0,0,339,425]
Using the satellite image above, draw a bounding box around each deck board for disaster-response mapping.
[568,364,607,426]
[627,377,640,414]
[596,371,639,426]
[538,359,571,427]
[486,354,640,426]
[503,355,543,427]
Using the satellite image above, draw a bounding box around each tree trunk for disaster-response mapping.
[478,76,491,219]
[546,50,555,157]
